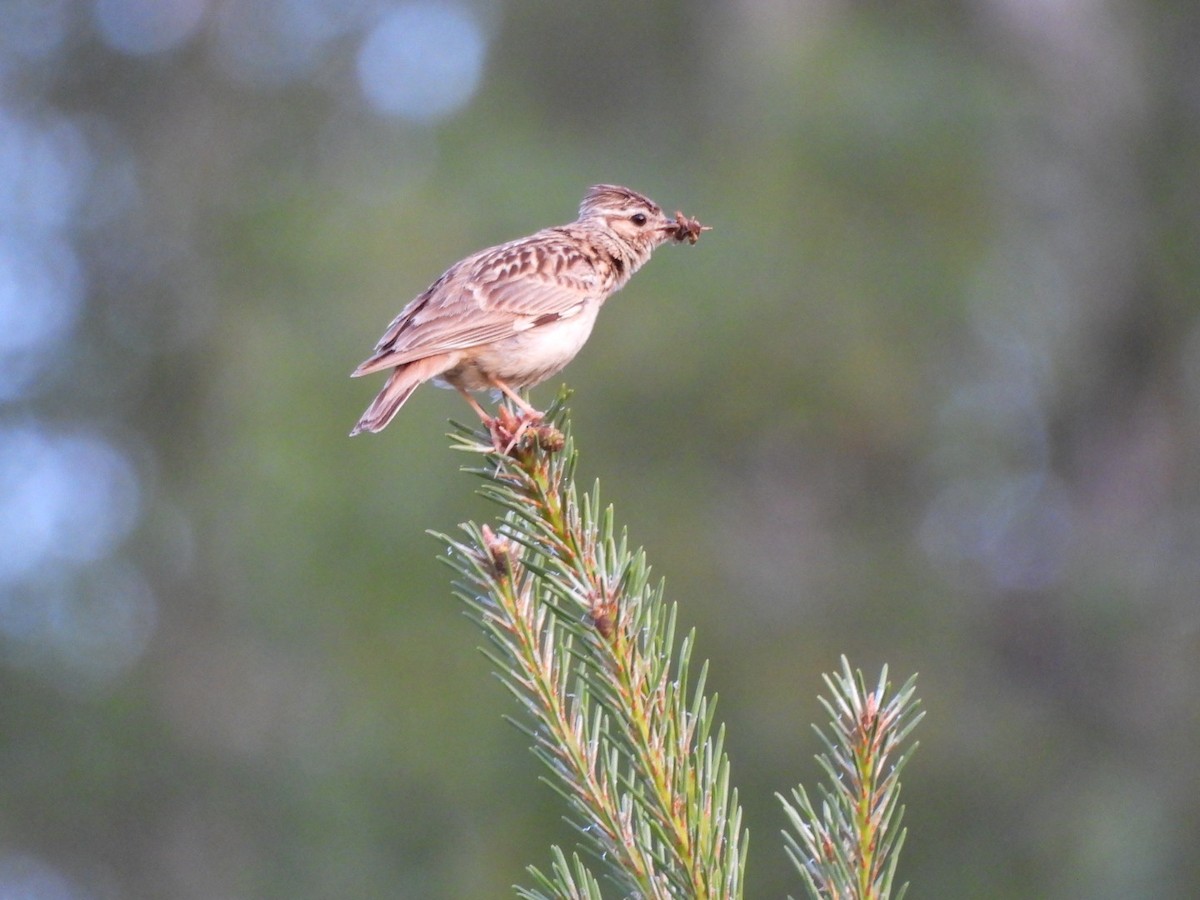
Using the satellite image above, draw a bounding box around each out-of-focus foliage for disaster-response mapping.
[1,1,1197,897]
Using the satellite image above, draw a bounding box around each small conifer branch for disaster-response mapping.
[778,657,922,900]
[437,392,746,899]
[519,846,605,900]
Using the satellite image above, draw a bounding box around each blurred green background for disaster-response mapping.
[3,1,1198,897]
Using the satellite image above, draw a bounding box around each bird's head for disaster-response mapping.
[578,184,675,252]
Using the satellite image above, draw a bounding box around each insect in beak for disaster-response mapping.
[665,212,712,245]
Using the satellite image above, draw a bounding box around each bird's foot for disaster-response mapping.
[488,406,542,455]
[486,406,565,457]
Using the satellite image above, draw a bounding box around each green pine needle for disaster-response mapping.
[434,392,920,899]
[778,657,923,900]
[435,392,747,899]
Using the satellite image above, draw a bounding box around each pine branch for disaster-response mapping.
[436,392,747,899]
[778,658,923,900]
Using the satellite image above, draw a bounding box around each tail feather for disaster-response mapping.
[349,370,415,435]
[349,354,458,435]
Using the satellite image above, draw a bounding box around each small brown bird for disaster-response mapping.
[350,184,708,439]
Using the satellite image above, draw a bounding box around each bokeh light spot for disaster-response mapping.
[92,0,207,56]
[0,237,84,355]
[214,0,348,89]
[0,111,94,231]
[0,0,74,66]
[0,562,157,694]
[0,425,141,584]
[0,236,85,401]
[356,2,486,121]
[0,852,88,900]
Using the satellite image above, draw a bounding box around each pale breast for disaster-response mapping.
[436,302,603,391]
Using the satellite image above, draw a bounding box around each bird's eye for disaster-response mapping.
[631,213,647,226]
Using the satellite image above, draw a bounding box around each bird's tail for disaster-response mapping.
[349,366,422,435]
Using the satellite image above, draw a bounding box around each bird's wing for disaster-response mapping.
[352,231,605,376]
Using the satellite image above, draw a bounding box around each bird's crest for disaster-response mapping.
[579,184,660,218]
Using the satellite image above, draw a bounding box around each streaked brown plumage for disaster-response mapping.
[350,185,706,437]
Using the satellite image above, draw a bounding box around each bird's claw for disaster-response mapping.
[488,406,544,455]
[484,406,566,457]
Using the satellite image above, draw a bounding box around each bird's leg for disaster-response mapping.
[489,378,543,420]
[454,382,536,455]
[485,378,545,454]
[454,385,494,425]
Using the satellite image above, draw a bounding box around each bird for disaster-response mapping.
[349,184,708,442]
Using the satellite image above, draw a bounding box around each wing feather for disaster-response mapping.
[353,230,604,376]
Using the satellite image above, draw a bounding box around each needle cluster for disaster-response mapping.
[778,659,923,900]
[438,392,746,898]
[435,393,920,899]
